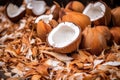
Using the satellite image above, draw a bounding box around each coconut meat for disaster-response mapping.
[48,22,80,48]
[31,0,46,15]
[83,2,105,21]
[7,3,25,18]
[27,2,32,10]
[35,14,53,23]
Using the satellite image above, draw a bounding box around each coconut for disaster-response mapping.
[61,11,91,30]
[83,1,111,26]
[65,1,85,13]
[81,26,112,55]
[6,3,26,22]
[111,7,120,26]
[47,22,82,53]
[110,27,120,45]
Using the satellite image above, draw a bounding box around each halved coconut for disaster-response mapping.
[6,3,26,22]
[31,0,47,16]
[47,22,82,53]
[83,1,111,26]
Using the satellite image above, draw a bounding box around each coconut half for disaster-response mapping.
[83,1,111,26]
[31,0,46,16]
[6,3,26,22]
[47,22,82,53]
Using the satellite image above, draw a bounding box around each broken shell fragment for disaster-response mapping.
[6,3,26,22]
[47,22,82,53]
[46,2,61,20]
[83,1,111,26]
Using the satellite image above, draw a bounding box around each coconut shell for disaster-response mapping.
[61,11,91,30]
[65,1,85,13]
[81,26,112,55]
[94,1,111,26]
[37,20,52,41]
[110,27,120,45]
[46,2,60,20]
[111,7,120,26]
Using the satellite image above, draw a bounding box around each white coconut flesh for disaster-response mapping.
[48,22,80,48]
[50,5,56,13]
[83,2,105,21]
[27,2,32,9]
[35,14,53,23]
[31,0,46,15]
[7,3,25,18]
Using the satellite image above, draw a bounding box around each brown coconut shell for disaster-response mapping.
[65,1,85,13]
[61,11,91,30]
[110,27,120,45]
[81,26,112,55]
[37,20,52,41]
[111,7,120,26]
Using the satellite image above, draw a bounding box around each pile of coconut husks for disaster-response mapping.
[0,0,120,80]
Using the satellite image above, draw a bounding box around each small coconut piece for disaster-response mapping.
[6,3,26,22]
[81,26,112,55]
[111,7,120,26]
[35,14,53,24]
[110,27,120,45]
[47,22,82,53]
[31,0,47,16]
[46,1,61,20]
[37,20,52,41]
[83,1,111,26]
[61,11,91,30]
[65,1,85,13]
[26,2,33,15]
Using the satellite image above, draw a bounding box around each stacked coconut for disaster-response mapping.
[5,0,120,55]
